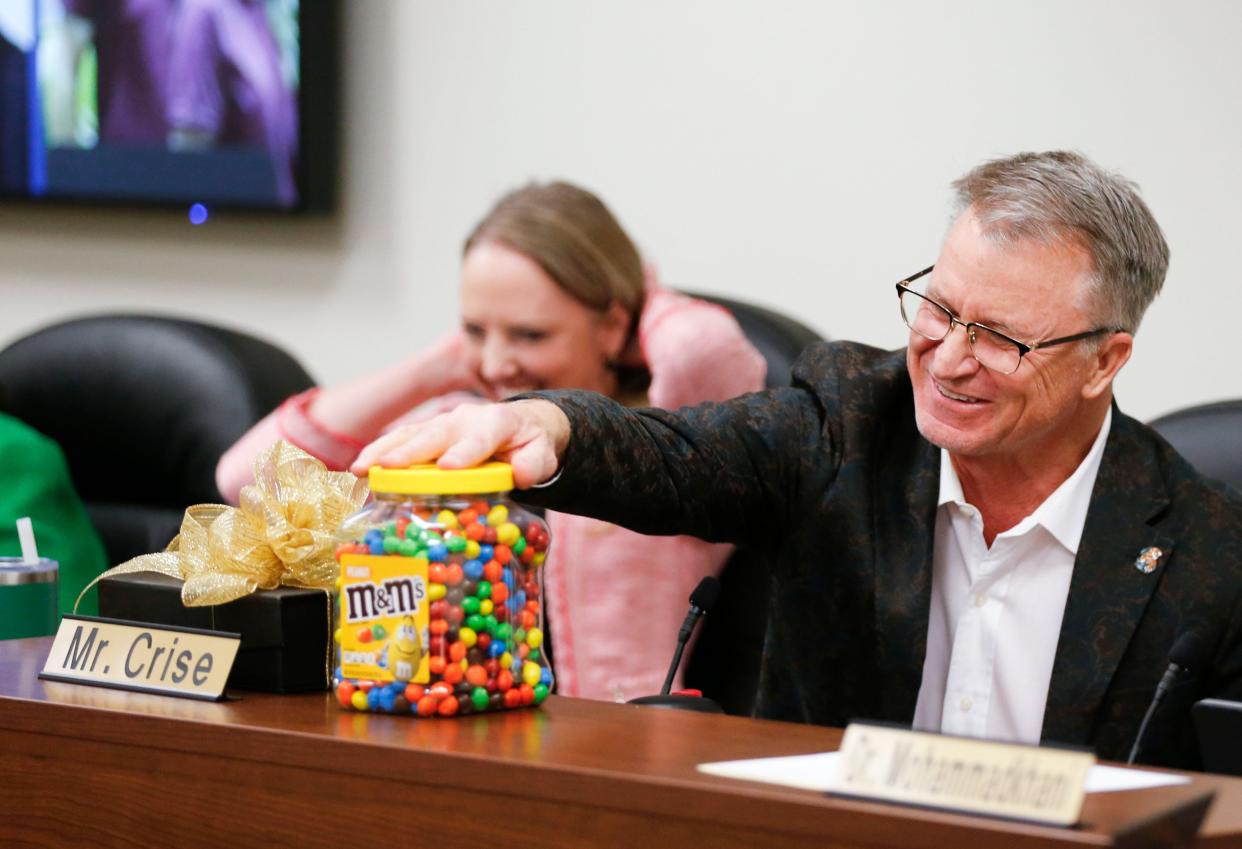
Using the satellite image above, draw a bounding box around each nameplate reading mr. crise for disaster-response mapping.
[40,615,240,701]
[829,722,1094,827]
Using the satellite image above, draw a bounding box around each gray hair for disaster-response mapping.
[951,151,1169,334]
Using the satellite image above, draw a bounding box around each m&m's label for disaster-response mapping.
[337,553,430,684]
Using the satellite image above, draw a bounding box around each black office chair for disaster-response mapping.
[0,315,316,565]
[1148,400,1242,494]
[680,292,825,716]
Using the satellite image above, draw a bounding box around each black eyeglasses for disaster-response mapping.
[895,265,1125,375]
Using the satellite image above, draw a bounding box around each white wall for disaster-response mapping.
[2,1,1239,421]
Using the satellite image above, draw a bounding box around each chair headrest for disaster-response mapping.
[0,315,314,506]
[1149,400,1242,493]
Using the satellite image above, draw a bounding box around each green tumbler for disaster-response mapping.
[0,557,59,640]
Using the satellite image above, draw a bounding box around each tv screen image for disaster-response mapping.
[0,0,336,213]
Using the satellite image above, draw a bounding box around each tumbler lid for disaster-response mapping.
[367,462,514,495]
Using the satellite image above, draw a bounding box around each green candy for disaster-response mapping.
[512,537,526,556]
[398,539,420,557]
[476,580,492,600]
[404,524,422,541]
[527,649,540,662]
[462,597,480,616]
[466,614,486,632]
[483,614,498,634]
[471,687,490,710]
[495,623,513,642]
[382,536,401,554]
[446,535,467,553]
[372,624,387,640]
[533,683,549,704]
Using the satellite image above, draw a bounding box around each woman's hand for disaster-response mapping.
[351,399,571,489]
[422,328,490,399]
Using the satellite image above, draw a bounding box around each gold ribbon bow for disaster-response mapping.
[75,440,370,611]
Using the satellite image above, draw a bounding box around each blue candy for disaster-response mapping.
[367,688,382,710]
[487,641,506,658]
[378,687,397,712]
[478,545,494,562]
[427,542,447,562]
[463,559,484,580]
[540,667,554,686]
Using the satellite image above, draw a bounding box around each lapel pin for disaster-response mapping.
[1134,546,1163,574]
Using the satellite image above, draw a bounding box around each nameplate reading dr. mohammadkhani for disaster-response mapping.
[829,722,1095,826]
[40,615,240,701]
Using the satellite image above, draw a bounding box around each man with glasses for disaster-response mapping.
[354,151,1242,769]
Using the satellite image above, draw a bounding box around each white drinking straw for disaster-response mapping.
[16,517,39,564]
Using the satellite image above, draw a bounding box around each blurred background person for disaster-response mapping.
[217,180,767,700]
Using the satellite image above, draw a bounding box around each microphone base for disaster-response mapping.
[628,693,725,713]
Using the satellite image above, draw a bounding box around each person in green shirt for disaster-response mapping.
[0,412,109,617]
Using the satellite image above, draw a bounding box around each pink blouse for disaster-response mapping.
[216,289,767,700]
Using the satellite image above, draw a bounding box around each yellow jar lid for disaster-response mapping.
[367,462,514,495]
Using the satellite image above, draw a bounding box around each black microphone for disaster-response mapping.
[1127,631,1208,765]
[628,576,724,713]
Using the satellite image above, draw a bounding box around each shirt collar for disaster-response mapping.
[937,406,1113,554]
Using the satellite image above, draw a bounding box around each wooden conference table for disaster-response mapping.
[2,636,1241,849]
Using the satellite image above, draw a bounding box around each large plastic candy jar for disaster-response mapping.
[333,462,552,717]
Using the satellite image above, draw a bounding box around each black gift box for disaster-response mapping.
[97,572,332,693]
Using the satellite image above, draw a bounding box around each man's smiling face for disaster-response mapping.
[907,208,1108,463]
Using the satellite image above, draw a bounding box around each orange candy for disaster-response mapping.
[483,560,504,583]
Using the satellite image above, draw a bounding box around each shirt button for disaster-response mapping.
[974,593,988,608]
[960,697,973,713]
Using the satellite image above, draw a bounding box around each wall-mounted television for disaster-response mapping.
[0,0,337,213]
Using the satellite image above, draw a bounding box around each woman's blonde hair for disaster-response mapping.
[464,181,646,325]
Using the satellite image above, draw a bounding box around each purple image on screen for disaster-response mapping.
[62,0,174,144]
[166,0,298,206]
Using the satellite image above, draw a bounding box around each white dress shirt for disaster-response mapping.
[912,408,1112,744]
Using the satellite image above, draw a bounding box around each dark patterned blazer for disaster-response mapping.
[524,341,1242,769]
